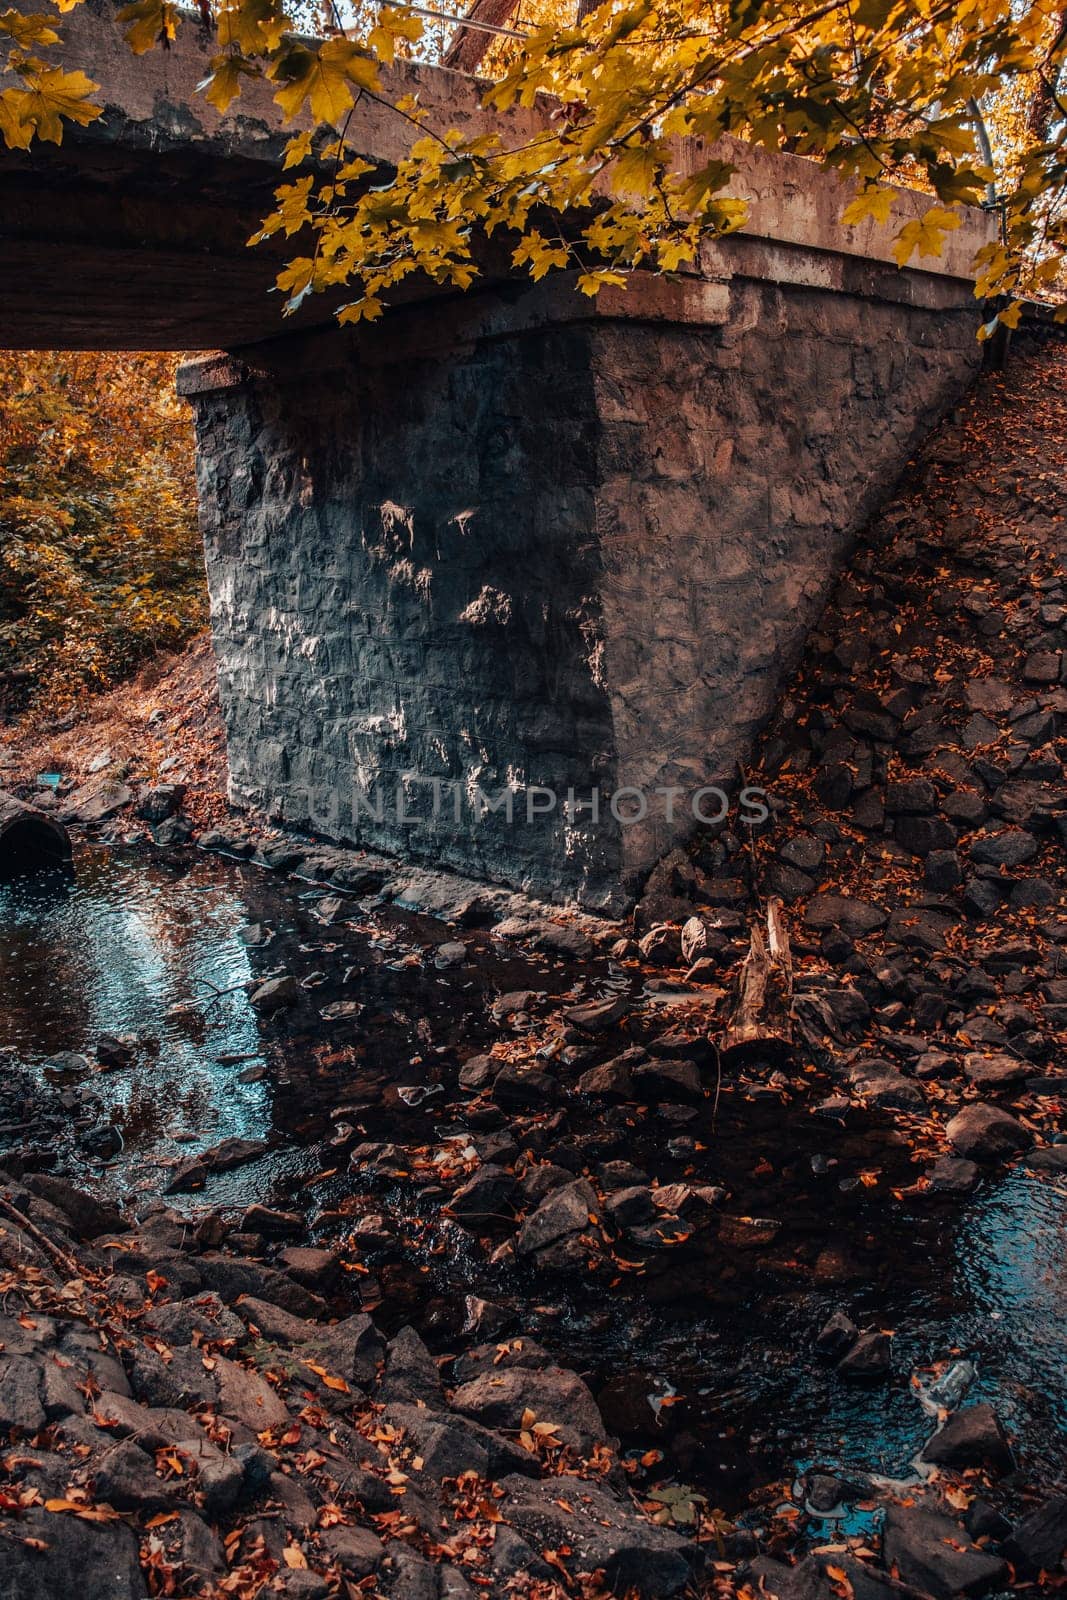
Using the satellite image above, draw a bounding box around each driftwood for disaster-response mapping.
[722,897,795,1060]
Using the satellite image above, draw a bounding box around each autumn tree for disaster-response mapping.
[0,352,203,712]
[1,0,1064,335]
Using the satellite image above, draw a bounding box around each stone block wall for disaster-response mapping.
[181,256,983,910]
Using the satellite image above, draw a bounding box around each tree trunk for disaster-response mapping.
[442,0,522,75]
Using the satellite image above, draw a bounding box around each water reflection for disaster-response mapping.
[0,847,270,1188]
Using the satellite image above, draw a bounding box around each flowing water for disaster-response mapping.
[0,842,1064,1512]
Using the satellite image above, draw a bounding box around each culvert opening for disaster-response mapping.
[0,813,73,881]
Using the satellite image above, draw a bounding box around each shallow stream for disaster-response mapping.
[1,842,1064,1513]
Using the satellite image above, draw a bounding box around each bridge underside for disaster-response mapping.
[0,142,300,350]
[1,1,993,907]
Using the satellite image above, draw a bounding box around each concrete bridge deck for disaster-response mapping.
[1,0,990,350]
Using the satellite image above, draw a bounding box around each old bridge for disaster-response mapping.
[0,0,996,910]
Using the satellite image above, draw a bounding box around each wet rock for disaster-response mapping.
[163,1136,268,1193]
[515,1178,597,1257]
[137,784,186,823]
[719,1215,781,1248]
[815,1309,858,1360]
[1003,1493,1067,1575]
[498,1473,701,1598]
[240,1204,303,1237]
[805,896,888,937]
[435,940,468,968]
[249,974,299,1013]
[96,1033,134,1068]
[80,1122,123,1159]
[276,1245,340,1291]
[1025,1144,1067,1172]
[882,1505,1007,1598]
[921,1404,1014,1475]
[945,1103,1033,1161]
[448,1164,516,1222]
[837,1330,891,1380]
[452,1362,606,1452]
[925,1156,980,1195]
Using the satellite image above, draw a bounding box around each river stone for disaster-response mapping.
[143,1290,245,1346]
[249,974,299,1012]
[837,1330,891,1380]
[921,1404,1014,1475]
[515,1178,597,1256]
[498,1473,701,1597]
[882,1506,1007,1598]
[63,780,133,824]
[195,1253,328,1318]
[318,1525,385,1579]
[804,895,888,937]
[970,829,1039,868]
[0,1354,45,1434]
[962,1051,1029,1088]
[1003,1494,1067,1575]
[382,1400,533,1482]
[448,1163,516,1222]
[925,1156,980,1195]
[946,1103,1032,1161]
[137,783,186,823]
[452,1364,606,1453]
[964,678,1014,716]
[0,1506,147,1600]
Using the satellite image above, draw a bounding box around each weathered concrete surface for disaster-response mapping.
[0,0,991,348]
[182,256,984,910]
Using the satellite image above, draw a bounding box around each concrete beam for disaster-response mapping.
[0,0,993,350]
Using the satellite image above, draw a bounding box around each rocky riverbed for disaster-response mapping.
[1,344,1066,1597]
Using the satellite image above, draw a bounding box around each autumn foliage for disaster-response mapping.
[0,352,203,713]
